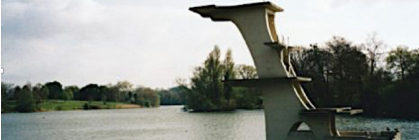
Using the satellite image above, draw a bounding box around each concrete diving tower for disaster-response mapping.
[189,2,400,140]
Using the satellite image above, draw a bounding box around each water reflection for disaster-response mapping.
[2,106,418,140]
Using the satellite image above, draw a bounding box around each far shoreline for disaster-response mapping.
[2,100,143,113]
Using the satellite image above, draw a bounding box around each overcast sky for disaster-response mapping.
[1,0,418,88]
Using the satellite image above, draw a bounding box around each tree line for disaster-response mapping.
[181,35,419,119]
[179,46,262,112]
[292,36,419,119]
[2,34,418,118]
[1,81,184,112]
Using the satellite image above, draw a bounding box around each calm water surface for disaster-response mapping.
[2,106,419,140]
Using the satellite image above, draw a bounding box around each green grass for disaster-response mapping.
[3,100,140,113]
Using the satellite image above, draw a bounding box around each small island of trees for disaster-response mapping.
[180,35,419,119]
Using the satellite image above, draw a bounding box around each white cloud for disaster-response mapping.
[1,0,418,88]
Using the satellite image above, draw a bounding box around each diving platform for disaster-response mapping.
[189,2,400,140]
[224,77,312,87]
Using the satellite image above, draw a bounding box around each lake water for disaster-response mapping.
[2,106,419,140]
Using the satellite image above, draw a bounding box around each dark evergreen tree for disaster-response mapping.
[15,85,36,112]
[45,81,63,99]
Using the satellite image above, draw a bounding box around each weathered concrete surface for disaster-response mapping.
[190,2,400,140]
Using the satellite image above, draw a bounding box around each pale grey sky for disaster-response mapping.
[1,0,418,88]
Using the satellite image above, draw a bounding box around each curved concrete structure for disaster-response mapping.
[190,2,400,140]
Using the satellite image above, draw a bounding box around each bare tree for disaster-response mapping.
[363,32,385,77]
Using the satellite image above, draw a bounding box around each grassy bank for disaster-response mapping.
[2,100,141,113]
